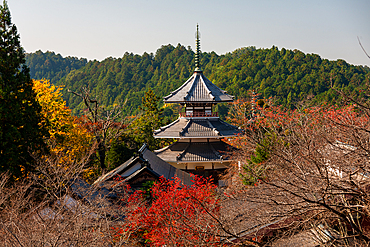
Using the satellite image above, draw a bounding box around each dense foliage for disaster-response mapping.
[32,79,92,165]
[226,97,370,244]
[213,47,370,109]
[121,176,219,246]
[26,50,87,85]
[0,1,47,178]
[25,45,370,117]
[126,88,166,150]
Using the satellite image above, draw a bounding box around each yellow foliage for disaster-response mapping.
[32,79,93,164]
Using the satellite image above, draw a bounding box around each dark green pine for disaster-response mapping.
[0,0,48,179]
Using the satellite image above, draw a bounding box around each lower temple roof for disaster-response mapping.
[93,144,193,187]
[154,117,241,138]
[154,140,234,163]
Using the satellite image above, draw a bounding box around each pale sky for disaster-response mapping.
[8,0,370,67]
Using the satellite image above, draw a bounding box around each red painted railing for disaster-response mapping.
[179,112,218,117]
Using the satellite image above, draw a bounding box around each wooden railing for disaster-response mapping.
[179,112,218,117]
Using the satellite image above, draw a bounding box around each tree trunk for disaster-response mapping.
[98,142,106,170]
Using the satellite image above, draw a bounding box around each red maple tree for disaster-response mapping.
[118,175,220,246]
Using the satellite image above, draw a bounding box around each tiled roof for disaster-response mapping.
[70,178,114,207]
[154,118,241,138]
[93,144,193,186]
[141,145,193,185]
[155,140,234,163]
[163,71,234,103]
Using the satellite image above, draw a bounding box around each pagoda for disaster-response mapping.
[153,25,240,182]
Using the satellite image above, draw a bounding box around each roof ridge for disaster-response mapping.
[163,74,195,100]
[184,73,200,101]
[209,142,222,160]
[199,73,215,101]
[207,119,220,136]
[179,119,191,137]
[176,142,191,161]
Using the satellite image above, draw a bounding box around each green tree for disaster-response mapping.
[25,50,87,85]
[129,88,164,150]
[105,134,135,170]
[287,91,292,109]
[0,1,47,178]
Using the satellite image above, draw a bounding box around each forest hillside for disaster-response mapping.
[26,45,370,116]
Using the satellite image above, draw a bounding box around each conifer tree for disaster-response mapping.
[0,1,47,178]
[129,88,164,150]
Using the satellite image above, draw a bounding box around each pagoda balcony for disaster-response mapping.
[179,112,218,118]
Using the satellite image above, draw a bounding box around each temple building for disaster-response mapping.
[154,25,240,182]
[93,144,193,190]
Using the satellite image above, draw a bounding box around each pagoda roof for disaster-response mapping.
[154,117,241,139]
[155,140,234,163]
[163,71,234,103]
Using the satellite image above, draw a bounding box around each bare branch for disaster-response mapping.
[358,36,370,59]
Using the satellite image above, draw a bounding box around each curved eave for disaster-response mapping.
[164,99,234,104]
[171,160,233,163]
[153,117,242,139]
[179,116,220,119]
[153,118,180,134]
[163,74,195,101]
[154,134,238,139]
[154,140,235,163]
